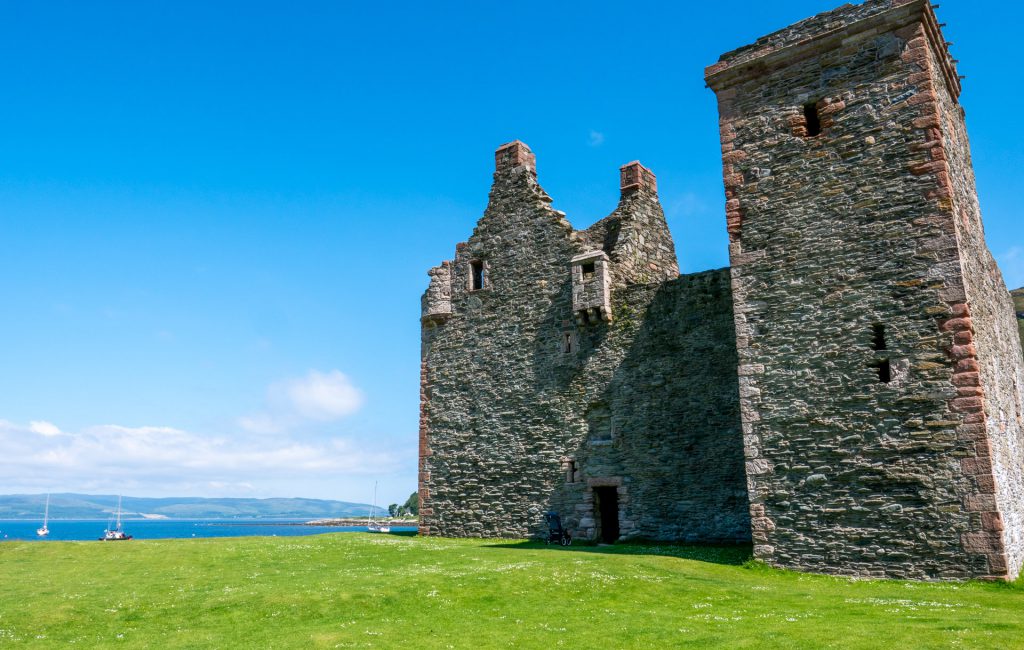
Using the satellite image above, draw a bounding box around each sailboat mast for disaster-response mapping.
[43,494,49,527]
[116,495,122,530]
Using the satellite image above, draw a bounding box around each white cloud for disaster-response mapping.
[280,370,364,421]
[0,419,406,498]
[588,130,605,147]
[241,369,365,433]
[666,192,709,219]
[997,246,1024,290]
[29,420,62,437]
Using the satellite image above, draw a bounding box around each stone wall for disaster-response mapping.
[706,0,1022,579]
[419,143,749,542]
[1014,289,1024,354]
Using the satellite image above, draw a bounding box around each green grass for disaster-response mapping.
[1,534,1023,649]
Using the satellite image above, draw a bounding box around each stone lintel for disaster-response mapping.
[571,250,610,265]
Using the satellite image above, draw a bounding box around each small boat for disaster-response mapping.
[36,494,50,537]
[99,495,133,541]
[367,482,390,533]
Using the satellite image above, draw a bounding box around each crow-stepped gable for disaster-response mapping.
[418,0,1024,581]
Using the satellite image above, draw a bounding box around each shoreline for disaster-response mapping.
[303,518,417,527]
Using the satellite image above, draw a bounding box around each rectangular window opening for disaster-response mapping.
[803,103,822,137]
[565,459,578,483]
[872,324,888,351]
[562,332,573,354]
[470,260,484,291]
[581,261,596,280]
[872,359,892,384]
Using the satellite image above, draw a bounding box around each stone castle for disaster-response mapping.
[417,0,1024,581]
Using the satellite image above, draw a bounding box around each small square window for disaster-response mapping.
[581,261,596,280]
[470,260,484,291]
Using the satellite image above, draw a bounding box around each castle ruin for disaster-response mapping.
[418,0,1024,581]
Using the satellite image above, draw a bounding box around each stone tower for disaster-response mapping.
[706,0,1024,579]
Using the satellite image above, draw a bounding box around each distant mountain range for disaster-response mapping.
[0,493,375,520]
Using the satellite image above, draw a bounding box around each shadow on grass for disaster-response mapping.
[481,539,752,566]
[386,530,419,538]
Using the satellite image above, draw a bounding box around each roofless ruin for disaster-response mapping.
[417,0,1024,581]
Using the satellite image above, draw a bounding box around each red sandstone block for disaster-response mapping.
[908,91,938,106]
[722,150,748,163]
[957,387,984,398]
[948,344,977,360]
[950,396,983,412]
[955,358,980,373]
[948,303,971,317]
[909,72,935,86]
[959,422,988,437]
[913,115,941,130]
[961,457,992,476]
[962,412,986,424]
[954,331,974,345]
[962,531,1003,554]
[982,512,1005,532]
[952,372,981,386]
[965,495,998,512]
[724,173,744,188]
[989,555,1009,576]
[940,317,973,332]
[910,160,946,175]
[975,474,997,494]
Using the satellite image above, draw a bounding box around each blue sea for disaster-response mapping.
[0,519,417,542]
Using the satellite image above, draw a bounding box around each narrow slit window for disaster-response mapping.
[872,359,892,384]
[803,103,822,137]
[565,459,578,483]
[562,332,573,354]
[470,260,484,291]
[872,324,887,351]
[581,261,596,280]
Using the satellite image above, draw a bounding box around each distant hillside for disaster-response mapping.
[1014,288,1024,355]
[0,493,374,520]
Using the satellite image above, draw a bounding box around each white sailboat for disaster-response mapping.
[36,494,50,537]
[99,495,132,541]
[367,482,390,533]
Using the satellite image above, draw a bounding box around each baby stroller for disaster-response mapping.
[545,512,572,546]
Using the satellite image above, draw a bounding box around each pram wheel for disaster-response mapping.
[560,536,571,546]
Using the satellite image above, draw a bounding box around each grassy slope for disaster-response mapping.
[1,535,1022,649]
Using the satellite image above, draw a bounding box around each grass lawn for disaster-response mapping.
[1,533,1022,649]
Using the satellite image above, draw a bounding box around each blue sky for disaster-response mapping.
[1,1,1020,506]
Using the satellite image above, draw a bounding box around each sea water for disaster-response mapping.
[0,519,417,542]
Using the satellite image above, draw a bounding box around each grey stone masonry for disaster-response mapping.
[706,0,1024,579]
[418,0,1023,582]
[418,141,750,543]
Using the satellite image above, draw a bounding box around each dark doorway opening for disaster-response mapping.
[594,486,619,543]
